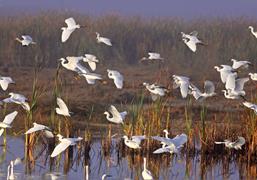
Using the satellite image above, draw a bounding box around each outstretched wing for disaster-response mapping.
[51,140,72,157]
[61,29,73,43]
[132,135,146,144]
[109,105,122,120]
[3,111,18,125]
[190,31,198,37]
[235,78,249,91]
[65,17,76,27]
[113,73,124,89]
[25,125,45,134]
[57,97,69,113]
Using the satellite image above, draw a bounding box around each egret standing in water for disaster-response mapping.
[0,111,18,136]
[7,158,22,180]
[142,157,153,180]
[15,35,36,46]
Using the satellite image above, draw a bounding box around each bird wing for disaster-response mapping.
[109,105,123,120]
[101,37,112,46]
[204,80,215,94]
[232,137,245,147]
[25,125,46,134]
[22,35,32,41]
[113,73,124,89]
[180,81,189,98]
[235,78,249,91]
[170,134,188,147]
[84,54,97,60]
[0,80,10,91]
[151,136,169,143]
[189,83,202,100]
[57,98,69,113]
[132,135,146,144]
[65,17,76,27]
[243,101,254,108]
[87,61,96,71]
[43,130,55,138]
[186,40,197,52]
[61,29,74,43]
[3,111,18,125]
[21,102,30,111]
[153,147,170,154]
[51,140,72,157]
[214,141,226,144]
[0,128,4,136]
[225,73,237,90]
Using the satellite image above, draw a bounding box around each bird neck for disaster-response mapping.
[15,38,22,43]
[143,159,147,170]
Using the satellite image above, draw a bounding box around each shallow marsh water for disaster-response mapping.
[0,136,255,180]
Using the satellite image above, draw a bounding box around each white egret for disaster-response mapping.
[242,101,257,114]
[142,158,153,180]
[104,105,127,124]
[215,136,245,150]
[15,35,36,46]
[141,52,164,61]
[0,111,18,136]
[172,75,190,98]
[151,129,170,146]
[153,142,179,154]
[0,76,14,91]
[189,80,216,101]
[2,93,30,111]
[83,54,99,71]
[225,73,249,96]
[214,65,234,84]
[152,133,188,149]
[25,122,54,138]
[123,135,145,149]
[51,134,83,157]
[61,17,82,43]
[107,69,124,89]
[231,59,252,70]
[181,31,204,52]
[96,32,112,46]
[58,56,89,74]
[249,73,257,81]
[248,26,257,38]
[56,97,71,117]
[143,82,168,101]
[7,158,21,180]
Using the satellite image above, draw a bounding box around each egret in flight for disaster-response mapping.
[104,105,127,124]
[2,93,30,111]
[141,52,164,62]
[181,31,205,52]
[56,97,72,117]
[96,32,112,46]
[0,76,15,91]
[25,122,54,138]
[189,80,216,101]
[172,75,190,98]
[0,111,18,136]
[107,69,124,89]
[215,136,245,150]
[51,134,83,157]
[143,82,169,101]
[61,17,83,43]
[15,35,36,46]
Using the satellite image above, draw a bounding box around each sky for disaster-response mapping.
[0,0,257,19]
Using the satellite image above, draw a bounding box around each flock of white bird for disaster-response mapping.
[0,17,256,179]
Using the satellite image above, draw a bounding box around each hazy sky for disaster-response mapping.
[1,0,257,19]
